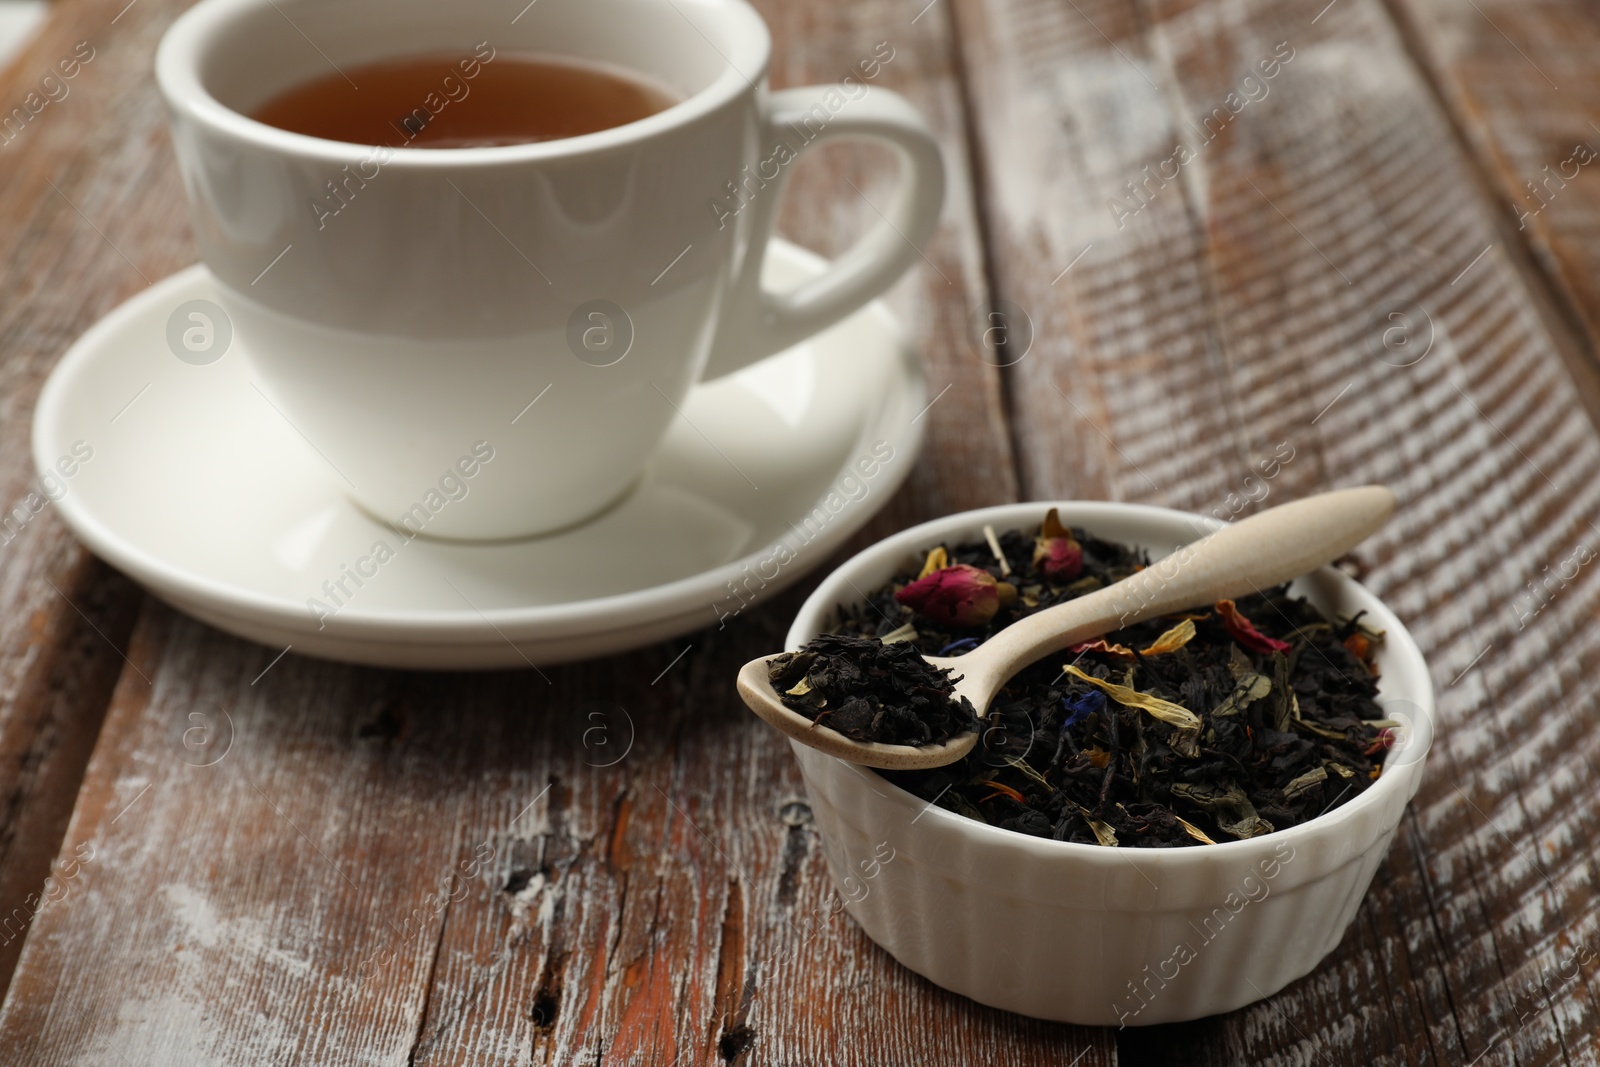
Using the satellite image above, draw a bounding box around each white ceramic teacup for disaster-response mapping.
[156,0,944,539]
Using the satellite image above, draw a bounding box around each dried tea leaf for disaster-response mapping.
[1217,809,1275,840]
[1292,718,1351,740]
[822,513,1387,848]
[769,633,975,745]
[767,651,815,690]
[1061,665,1201,729]
[1211,671,1272,718]
[1282,766,1329,799]
[1268,650,1293,732]
[1227,644,1254,681]
[1171,781,1275,840]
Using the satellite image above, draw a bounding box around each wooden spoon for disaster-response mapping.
[736,486,1395,770]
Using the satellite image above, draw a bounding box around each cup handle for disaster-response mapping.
[699,84,946,380]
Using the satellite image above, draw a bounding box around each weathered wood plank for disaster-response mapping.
[949,0,1600,1062]
[0,547,141,997]
[1388,0,1600,383]
[0,0,1119,1064]
[0,0,185,1001]
[762,0,1018,526]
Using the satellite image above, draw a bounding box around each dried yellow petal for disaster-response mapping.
[1041,507,1071,541]
[1077,805,1119,847]
[916,546,949,580]
[879,622,919,645]
[1140,619,1196,656]
[1071,639,1137,659]
[1061,664,1202,729]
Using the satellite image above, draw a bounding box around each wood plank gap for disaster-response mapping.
[0,556,142,999]
[407,887,456,1066]
[1395,811,1472,1066]
[941,0,1037,502]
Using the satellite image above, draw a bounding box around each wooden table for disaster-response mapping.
[3,0,1599,1062]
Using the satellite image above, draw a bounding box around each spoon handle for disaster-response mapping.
[963,486,1395,686]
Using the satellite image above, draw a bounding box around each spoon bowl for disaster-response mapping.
[736,486,1396,769]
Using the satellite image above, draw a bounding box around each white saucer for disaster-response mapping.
[33,240,926,669]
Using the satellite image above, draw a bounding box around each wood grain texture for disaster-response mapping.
[9,0,1600,1060]
[0,0,183,1002]
[0,0,1118,1064]
[763,0,1019,526]
[1387,0,1600,376]
[948,0,1600,1062]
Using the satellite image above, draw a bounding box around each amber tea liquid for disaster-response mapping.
[252,49,679,148]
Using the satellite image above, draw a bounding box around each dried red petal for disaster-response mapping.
[895,564,1000,628]
[1033,508,1084,582]
[1215,599,1293,654]
[976,780,1028,804]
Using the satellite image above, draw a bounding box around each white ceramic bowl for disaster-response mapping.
[784,501,1433,1026]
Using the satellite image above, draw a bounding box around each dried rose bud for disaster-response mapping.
[895,564,1004,628]
[1033,507,1084,582]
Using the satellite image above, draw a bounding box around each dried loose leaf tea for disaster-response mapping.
[769,633,977,746]
[825,512,1390,848]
